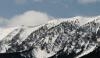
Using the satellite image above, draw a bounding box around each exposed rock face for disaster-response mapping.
[0,16,100,58]
[81,47,100,58]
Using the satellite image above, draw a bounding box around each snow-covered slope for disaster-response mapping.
[0,27,18,41]
[0,16,100,58]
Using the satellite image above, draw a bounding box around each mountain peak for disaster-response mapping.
[0,16,100,58]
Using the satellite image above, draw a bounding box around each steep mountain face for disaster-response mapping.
[0,16,100,58]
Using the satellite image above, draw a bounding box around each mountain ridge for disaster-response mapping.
[0,16,100,58]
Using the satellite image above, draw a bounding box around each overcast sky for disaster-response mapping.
[0,0,100,27]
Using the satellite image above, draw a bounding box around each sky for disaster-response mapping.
[0,0,100,27]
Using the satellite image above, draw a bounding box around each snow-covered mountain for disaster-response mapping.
[0,16,100,58]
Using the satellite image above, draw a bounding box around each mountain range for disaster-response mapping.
[0,16,100,58]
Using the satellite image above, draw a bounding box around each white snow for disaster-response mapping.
[34,48,55,58]
[18,25,42,44]
[0,27,18,41]
[47,16,100,27]
[0,16,100,57]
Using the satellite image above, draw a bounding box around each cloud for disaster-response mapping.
[9,10,51,26]
[0,10,52,27]
[78,0,100,4]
